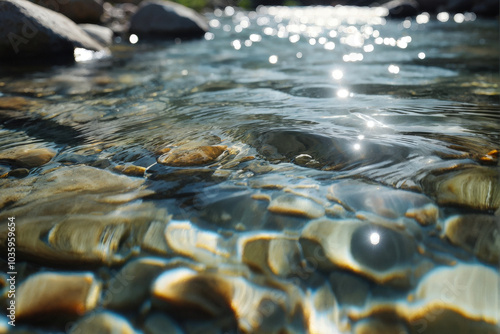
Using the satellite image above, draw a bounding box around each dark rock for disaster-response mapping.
[0,0,105,61]
[384,0,420,18]
[79,23,114,46]
[32,0,104,23]
[129,1,209,40]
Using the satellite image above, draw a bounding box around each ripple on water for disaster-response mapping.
[0,4,499,333]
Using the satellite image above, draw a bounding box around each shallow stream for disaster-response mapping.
[0,6,499,334]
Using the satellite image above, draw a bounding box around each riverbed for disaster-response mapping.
[0,5,499,334]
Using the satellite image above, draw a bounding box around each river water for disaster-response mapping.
[0,6,499,334]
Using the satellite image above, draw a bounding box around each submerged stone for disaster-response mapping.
[238,232,302,277]
[327,180,438,225]
[443,214,500,264]
[157,145,227,167]
[152,267,296,333]
[0,166,163,265]
[68,311,135,334]
[348,264,500,334]
[300,218,429,287]
[422,166,500,211]
[104,257,181,310]
[16,272,100,320]
[144,313,184,334]
[268,194,325,219]
[0,145,56,168]
[0,96,35,110]
[165,220,231,265]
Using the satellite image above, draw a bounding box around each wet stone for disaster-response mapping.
[422,166,500,211]
[113,164,147,177]
[327,180,439,226]
[16,272,100,320]
[151,267,295,333]
[165,220,231,266]
[300,218,427,287]
[7,168,29,178]
[0,96,35,110]
[350,224,415,272]
[353,318,408,334]
[238,232,303,277]
[0,145,56,168]
[104,257,182,310]
[0,166,163,265]
[268,194,325,219]
[157,145,227,167]
[442,214,500,264]
[68,311,135,334]
[144,313,184,334]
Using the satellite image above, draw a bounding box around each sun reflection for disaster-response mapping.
[269,55,278,64]
[416,12,430,24]
[332,69,343,80]
[366,120,375,128]
[231,40,241,50]
[129,34,139,44]
[418,52,426,59]
[370,232,380,245]
[337,89,349,98]
[363,44,374,52]
[353,143,361,150]
[437,12,449,22]
[454,13,465,23]
[388,65,400,74]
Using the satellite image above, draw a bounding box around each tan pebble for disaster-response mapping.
[268,194,325,219]
[144,313,184,334]
[251,193,271,201]
[0,146,56,168]
[142,221,171,255]
[17,272,100,319]
[104,257,172,310]
[157,145,227,167]
[325,204,347,217]
[69,311,135,334]
[113,165,146,177]
[443,214,500,264]
[212,169,232,178]
[405,203,439,226]
[0,96,32,110]
[165,220,230,265]
[354,318,408,334]
[156,147,171,155]
[423,166,500,211]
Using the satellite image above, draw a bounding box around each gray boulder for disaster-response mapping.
[79,24,114,46]
[129,1,209,39]
[31,0,104,23]
[0,0,105,61]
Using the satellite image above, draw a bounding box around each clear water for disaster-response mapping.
[0,6,499,333]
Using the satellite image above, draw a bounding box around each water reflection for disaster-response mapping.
[0,5,499,333]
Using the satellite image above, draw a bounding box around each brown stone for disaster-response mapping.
[157,145,226,167]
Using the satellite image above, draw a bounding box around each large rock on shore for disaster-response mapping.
[0,0,104,61]
[31,0,104,23]
[129,1,209,39]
